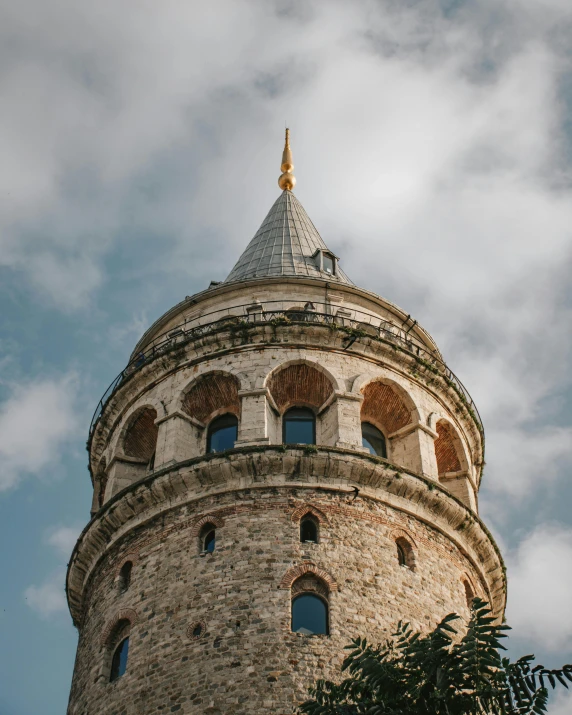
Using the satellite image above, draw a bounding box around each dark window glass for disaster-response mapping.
[119,562,132,592]
[204,529,216,553]
[192,623,203,638]
[283,407,315,445]
[362,422,387,458]
[322,254,335,275]
[207,414,238,453]
[397,542,407,566]
[292,594,328,635]
[300,518,318,543]
[110,637,129,682]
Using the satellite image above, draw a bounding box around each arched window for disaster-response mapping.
[200,523,216,554]
[206,414,238,453]
[109,637,129,682]
[283,407,315,445]
[361,422,387,458]
[118,562,132,593]
[292,594,328,635]
[463,580,475,609]
[395,537,416,571]
[300,516,319,543]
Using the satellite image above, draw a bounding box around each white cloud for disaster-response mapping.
[46,525,82,559]
[24,567,67,620]
[548,689,572,715]
[0,375,79,491]
[506,525,572,652]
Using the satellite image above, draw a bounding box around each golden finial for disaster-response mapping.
[278,128,296,191]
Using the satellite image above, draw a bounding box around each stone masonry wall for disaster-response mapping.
[68,486,486,715]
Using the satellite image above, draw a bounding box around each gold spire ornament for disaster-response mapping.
[278,128,296,191]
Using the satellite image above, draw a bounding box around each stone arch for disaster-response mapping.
[100,609,138,648]
[121,406,158,462]
[181,372,240,425]
[191,514,225,537]
[278,563,338,591]
[291,504,329,524]
[359,378,419,436]
[435,419,468,476]
[266,360,337,413]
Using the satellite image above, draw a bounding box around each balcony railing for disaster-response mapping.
[88,301,483,443]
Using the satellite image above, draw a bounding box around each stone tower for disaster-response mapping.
[67,132,505,715]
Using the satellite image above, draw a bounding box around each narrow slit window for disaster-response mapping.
[200,524,216,554]
[300,517,318,543]
[118,561,132,593]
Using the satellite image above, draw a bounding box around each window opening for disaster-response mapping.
[207,414,238,453]
[192,623,203,638]
[464,580,475,609]
[118,562,132,593]
[283,407,315,445]
[291,594,328,635]
[395,537,415,570]
[322,253,335,275]
[362,422,387,458]
[397,542,407,567]
[200,524,216,555]
[109,637,129,682]
[300,517,318,543]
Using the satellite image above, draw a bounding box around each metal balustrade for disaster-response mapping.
[88,301,483,445]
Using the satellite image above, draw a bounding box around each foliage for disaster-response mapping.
[300,598,572,715]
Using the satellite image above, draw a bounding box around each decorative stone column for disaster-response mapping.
[389,422,439,478]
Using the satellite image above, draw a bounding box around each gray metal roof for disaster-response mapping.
[224,190,353,285]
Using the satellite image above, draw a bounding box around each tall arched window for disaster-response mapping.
[110,637,129,682]
[283,407,315,445]
[292,594,328,635]
[207,414,238,453]
[361,422,387,458]
[199,523,216,554]
[118,561,132,593]
[300,516,319,543]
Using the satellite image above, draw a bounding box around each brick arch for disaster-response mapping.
[278,562,338,591]
[266,361,336,413]
[191,514,225,537]
[435,419,465,475]
[360,379,417,436]
[291,504,329,524]
[100,609,138,647]
[390,528,417,550]
[122,406,158,461]
[181,372,240,425]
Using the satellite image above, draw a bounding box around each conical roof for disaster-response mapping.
[224,190,353,285]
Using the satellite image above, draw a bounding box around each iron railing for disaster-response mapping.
[88,301,482,441]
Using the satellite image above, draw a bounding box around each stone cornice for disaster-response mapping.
[68,446,505,629]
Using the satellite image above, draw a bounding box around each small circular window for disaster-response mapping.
[187,620,206,640]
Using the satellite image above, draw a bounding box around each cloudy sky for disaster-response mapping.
[1,0,571,712]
